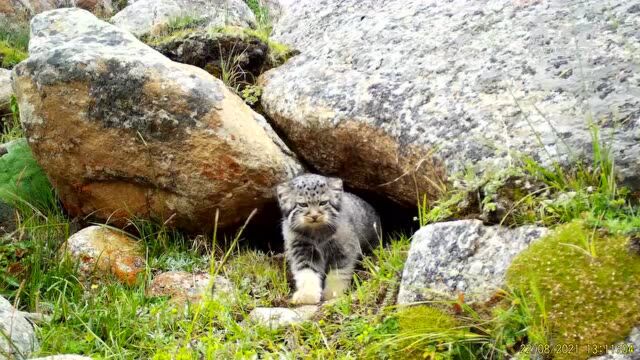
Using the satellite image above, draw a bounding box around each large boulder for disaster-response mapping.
[260,0,640,206]
[397,220,547,304]
[12,8,301,231]
[0,295,39,358]
[111,0,256,37]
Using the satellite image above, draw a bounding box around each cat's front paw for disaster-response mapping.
[291,288,322,305]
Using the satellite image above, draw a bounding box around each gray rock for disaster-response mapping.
[0,295,39,359]
[0,69,11,117]
[13,8,301,232]
[111,0,256,37]
[147,271,234,304]
[260,0,640,206]
[397,220,547,304]
[590,327,640,360]
[248,305,318,328]
[0,0,113,17]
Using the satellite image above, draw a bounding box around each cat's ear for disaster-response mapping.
[328,177,344,209]
[276,182,294,213]
[327,177,343,191]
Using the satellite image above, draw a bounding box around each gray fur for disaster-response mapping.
[276,174,380,303]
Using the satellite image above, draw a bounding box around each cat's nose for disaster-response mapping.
[310,215,319,221]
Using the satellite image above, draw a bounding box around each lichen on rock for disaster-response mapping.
[260,0,640,206]
[12,8,302,232]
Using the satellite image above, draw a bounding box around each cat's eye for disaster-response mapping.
[318,201,328,206]
[297,202,308,208]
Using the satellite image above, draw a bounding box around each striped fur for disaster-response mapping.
[276,174,381,304]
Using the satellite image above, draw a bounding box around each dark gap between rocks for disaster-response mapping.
[242,187,419,254]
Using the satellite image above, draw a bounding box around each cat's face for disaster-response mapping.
[276,174,343,231]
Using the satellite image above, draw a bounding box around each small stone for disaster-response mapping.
[397,220,548,304]
[0,295,39,358]
[248,305,318,328]
[63,226,146,285]
[148,271,233,304]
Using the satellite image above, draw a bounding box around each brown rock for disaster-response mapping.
[63,225,145,285]
[148,271,233,304]
[0,0,56,17]
[12,9,301,232]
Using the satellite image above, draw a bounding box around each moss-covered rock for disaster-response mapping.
[506,221,640,359]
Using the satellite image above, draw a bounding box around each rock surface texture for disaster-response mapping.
[111,0,256,37]
[260,0,640,205]
[397,220,548,304]
[148,271,233,304]
[0,295,39,358]
[590,327,640,360]
[13,9,301,231]
[0,0,56,16]
[0,0,112,17]
[63,226,146,285]
[248,305,318,328]
[0,68,12,116]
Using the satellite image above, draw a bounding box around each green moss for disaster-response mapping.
[398,306,458,333]
[0,40,28,69]
[0,139,54,209]
[213,25,293,65]
[385,306,488,359]
[142,28,198,47]
[506,221,640,359]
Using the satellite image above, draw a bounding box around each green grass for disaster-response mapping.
[214,25,292,66]
[0,139,54,210]
[0,17,29,69]
[244,0,271,28]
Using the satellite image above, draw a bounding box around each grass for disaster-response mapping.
[0,17,29,69]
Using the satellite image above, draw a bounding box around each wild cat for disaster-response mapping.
[276,174,381,304]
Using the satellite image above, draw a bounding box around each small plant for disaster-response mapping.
[218,43,249,92]
[0,17,29,69]
[240,84,262,105]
